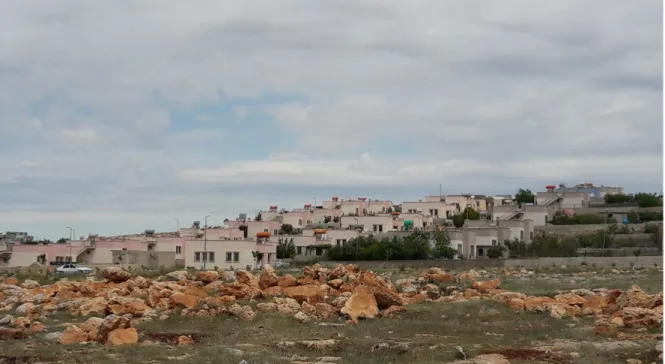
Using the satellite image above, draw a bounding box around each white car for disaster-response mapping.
[56,264,93,275]
[274,260,290,269]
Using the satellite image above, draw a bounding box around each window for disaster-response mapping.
[373,224,383,232]
[316,247,323,256]
[233,252,239,262]
[263,228,269,232]
[530,231,534,239]
[457,244,462,252]
[225,252,239,263]
[478,248,484,256]
[298,219,303,226]
[208,252,215,262]
[176,246,182,254]
[273,229,278,236]
[492,239,497,246]
[297,247,303,255]
[520,231,524,240]
[226,252,232,263]
[336,239,341,246]
[195,252,201,262]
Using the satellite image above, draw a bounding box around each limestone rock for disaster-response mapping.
[101,267,132,283]
[341,286,379,321]
[106,327,138,346]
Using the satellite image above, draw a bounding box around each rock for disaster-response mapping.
[4,277,19,285]
[106,328,138,346]
[610,316,625,327]
[11,316,30,329]
[97,314,131,343]
[15,302,36,315]
[177,335,194,345]
[616,286,657,309]
[21,280,40,289]
[284,284,326,304]
[549,304,570,319]
[196,271,220,283]
[294,311,310,323]
[235,270,255,285]
[555,293,586,306]
[625,359,642,364]
[170,292,200,309]
[0,314,13,325]
[59,325,89,344]
[340,286,379,321]
[45,332,61,341]
[101,267,132,283]
[239,306,256,321]
[165,271,189,281]
[0,327,25,340]
[278,274,298,288]
[79,317,104,340]
[473,279,501,293]
[259,266,279,290]
[622,307,663,328]
[75,296,108,316]
[256,302,278,313]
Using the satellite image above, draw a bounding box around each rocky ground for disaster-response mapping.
[0,264,662,363]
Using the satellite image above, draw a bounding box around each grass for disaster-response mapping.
[2,299,658,364]
[500,267,664,296]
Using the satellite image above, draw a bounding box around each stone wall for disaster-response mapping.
[536,223,647,234]
[321,255,663,270]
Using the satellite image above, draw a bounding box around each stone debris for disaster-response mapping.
[0,263,662,350]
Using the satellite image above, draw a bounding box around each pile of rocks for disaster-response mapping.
[0,264,662,347]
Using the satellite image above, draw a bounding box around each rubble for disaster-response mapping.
[0,263,662,350]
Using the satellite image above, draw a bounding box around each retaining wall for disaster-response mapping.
[321,256,663,270]
[537,223,648,233]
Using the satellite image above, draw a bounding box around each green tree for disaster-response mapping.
[323,215,332,223]
[451,214,465,228]
[626,211,640,224]
[604,194,635,204]
[634,192,662,208]
[462,207,480,220]
[515,188,535,204]
[333,216,340,223]
[276,238,296,259]
[56,238,68,244]
[279,224,294,235]
[430,230,456,259]
[254,213,262,221]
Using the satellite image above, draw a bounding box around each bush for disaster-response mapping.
[487,246,505,259]
[644,223,659,234]
[327,230,456,261]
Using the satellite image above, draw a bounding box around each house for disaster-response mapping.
[401,200,455,218]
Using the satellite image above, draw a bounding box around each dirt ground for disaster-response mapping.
[0,266,662,364]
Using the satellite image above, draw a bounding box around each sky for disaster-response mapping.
[0,0,663,240]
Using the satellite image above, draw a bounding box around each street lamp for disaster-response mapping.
[203,215,210,270]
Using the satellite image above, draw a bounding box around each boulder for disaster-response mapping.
[97,314,131,343]
[235,270,255,285]
[283,285,326,304]
[106,328,138,346]
[259,266,279,290]
[472,279,501,293]
[59,325,89,344]
[75,296,109,316]
[101,267,132,283]
[164,271,189,281]
[340,286,379,321]
[195,271,220,283]
[170,292,200,309]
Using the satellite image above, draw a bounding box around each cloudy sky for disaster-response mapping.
[1,0,662,240]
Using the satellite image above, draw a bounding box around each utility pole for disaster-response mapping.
[313,196,317,207]
[66,226,73,262]
[602,208,608,256]
[203,215,210,270]
[174,218,180,236]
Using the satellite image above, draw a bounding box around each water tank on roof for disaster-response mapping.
[145,229,155,236]
[404,220,414,228]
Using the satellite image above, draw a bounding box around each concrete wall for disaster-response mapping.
[111,250,176,269]
[322,256,663,270]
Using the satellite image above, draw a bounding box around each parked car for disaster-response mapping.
[56,264,93,275]
[274,260,290,269]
